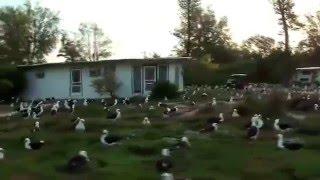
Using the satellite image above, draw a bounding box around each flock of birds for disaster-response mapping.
[0,83,317,179]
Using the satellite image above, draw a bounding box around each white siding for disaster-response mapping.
[22,61,184,100]
[115,63,132,97]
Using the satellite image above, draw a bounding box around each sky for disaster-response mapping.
[0,0,320,62]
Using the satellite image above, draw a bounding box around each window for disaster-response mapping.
[133,66,142,93]
[104,65,115,75]
[144,66,156,92]
[89,68,101,77]
[158,65,168,82]
[35,72,45,79]
[175,65,180,86]
[300,78,309,82]
[71,69,82,94]
[302,70,311,75]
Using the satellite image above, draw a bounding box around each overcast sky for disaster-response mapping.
[1,0,320,62]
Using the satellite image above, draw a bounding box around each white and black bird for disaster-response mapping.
[201,92,208,97]
[106,109,121,121]
[103,98,118,108]
[0,148,4,160]
[24,138,45,150]
[75,117,86,132]
[123,97,130,105]
[83,99,88,106]
[232,109,240,118]
[100,129,123,146]
[31,121,40,133]
[211,98,217,106]
[174,136,191,149]
[145,95,150,104]
[287,92,292,101]
[156,149,173,173]
[161,173,174,180]
[31,102,44,119]
[277,134,303,151]
[247,125,259,140]
[274,119,292,132]
[51,101,60,115]
[200,123,218,134]
[207,113,224,124]
[158,102,168,108]
[67,150,90,172]
[142,117,151,126]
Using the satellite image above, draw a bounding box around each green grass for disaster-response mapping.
[0,90,320,179]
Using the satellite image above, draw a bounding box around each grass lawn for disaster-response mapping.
[0,89,320,179]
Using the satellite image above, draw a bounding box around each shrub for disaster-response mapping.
[150,81,179,99]
[0,79,14,95]
[91,73,121,97]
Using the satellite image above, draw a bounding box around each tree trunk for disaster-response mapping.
[278,0,290,53]
[186,0,191,57]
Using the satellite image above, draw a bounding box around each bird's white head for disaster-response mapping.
[181,136,189,143]
[35,121,39,127]
[275,119,280,123]
[102,129,109,134]
[161,148,170,156]
[24,138,31,143]
[116,109,121,112]
[79,150,89,161]
[144,117,149,121]
[212,123,218,128]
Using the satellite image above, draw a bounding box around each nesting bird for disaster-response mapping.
[100,129,123,146]
[287,92,292,101]
[277,134,303,151]
[106,109,121,121]
[247,125,260,140]
[161,173,174,180]
[123,97,130,105]
[200,123,218,134]
[156,149,173,173]
[75,117,86,132]
[274,119,292,132]
[24,138,45,150]
[51,101,60,115]
[83,99,88,106]
[0,148,4,160]
[142,117,151,126]
[207,113,224,124]
[31,102,44,119]
[232,109,240,118]
[211,98,217,106]
[67,150,90,172]
[31,121,40,133]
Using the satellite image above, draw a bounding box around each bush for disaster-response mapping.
[0,79,14,95]
[150,81,179,99]
[0,66,26,100]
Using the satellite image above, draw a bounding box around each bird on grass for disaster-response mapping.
[31,102,44,119]
[24,138,45,150]
[156,149,173,173]
[200,123,219,134]
[67,150,90,172]
[123,97,130,105]
[31,121,40,133]
[211,98,217,106]
[277,134,303,151]
[0,148,4,160]
[274,119,292,132]
[247,124,260,140]
[232,109,240,118]
[51,101,60,115]
[100,129,123,146]
[83,99,88,106]
[161,172,174,180]
[158,102,168,108]
[142,117,151,126]
[106,109,121,121]
[173,136,191,149]
[75,117,86,132]
[207,113,224,124]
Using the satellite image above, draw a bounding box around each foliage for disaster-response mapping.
[57,32,85,62]
[242,35,276,58]
[0,66,26,99]
[174,1,233,63]
[91,72,120,97]
[150,81,179,99]
[298,11,320,53]
[271,0,303,53]
[0,1,60,64]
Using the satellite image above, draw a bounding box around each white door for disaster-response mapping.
[144,66,156,93]
[71,69,82,96]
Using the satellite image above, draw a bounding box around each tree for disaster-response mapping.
[271,0,303,53]
[242,35,276,57]
[0,1,60,64]
[58,32,85,62]
[91,72,121,97]
[174,0,202,57]
[79,22,112,61]
[174,2,233,62]
[298,11,320,53]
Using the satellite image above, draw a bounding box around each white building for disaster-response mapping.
[18,58,189,100]
[294,67,320,86]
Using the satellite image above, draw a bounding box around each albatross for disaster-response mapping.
[24,138,45,150]
[156,149,173,173]
[100,129,123,146]
[277,134,303,151]
[67,150,90,172]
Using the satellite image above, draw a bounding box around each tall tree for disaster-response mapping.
[298,11,320,53]
[272,0,303,53]
[242,35,276,57]
[78,23,112,61]
[58,32,84,62]
[174,0,202,57]
[0,1,60,64]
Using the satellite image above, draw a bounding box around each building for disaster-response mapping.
[18,57,190,100]
[294,67,320,86]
